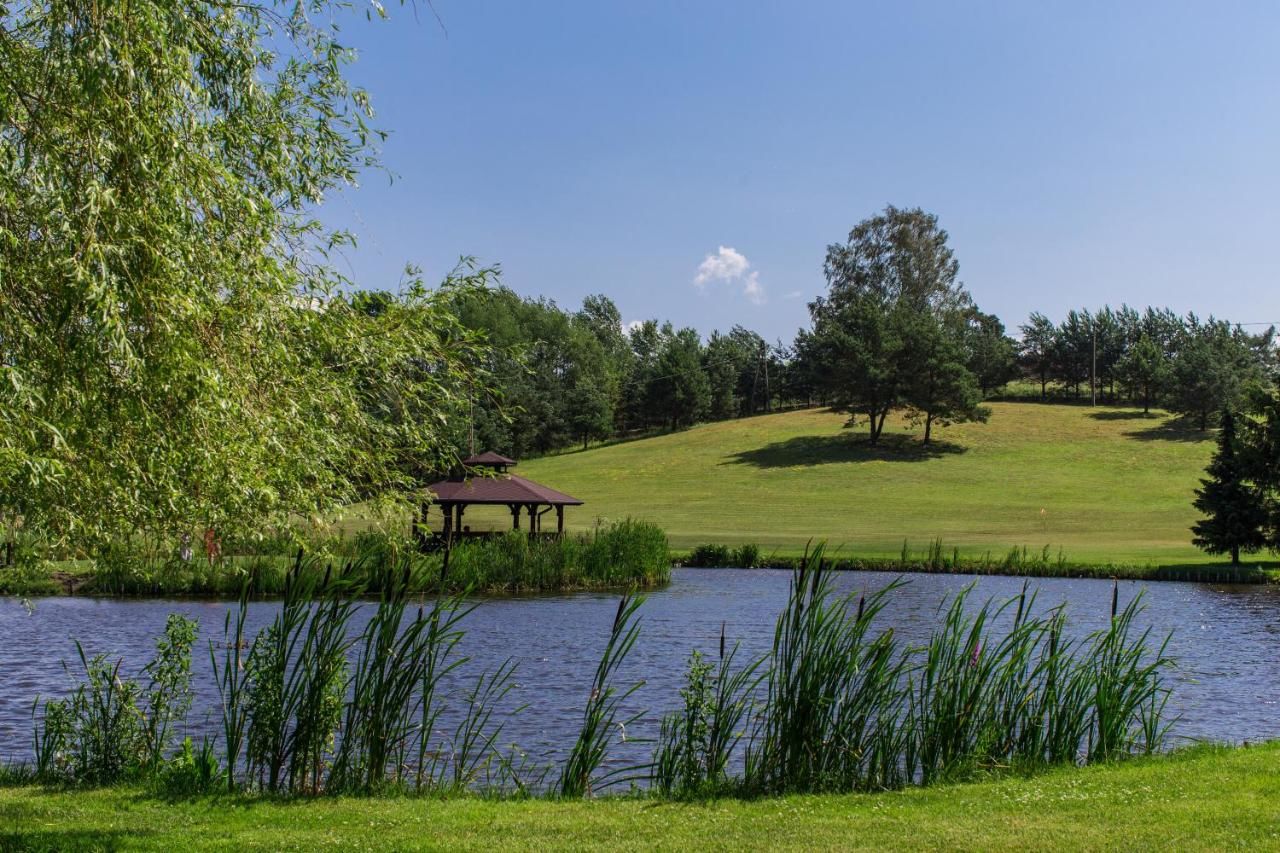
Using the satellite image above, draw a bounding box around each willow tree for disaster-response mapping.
[0,1,490,548]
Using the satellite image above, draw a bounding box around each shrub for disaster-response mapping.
[685,544,731,567]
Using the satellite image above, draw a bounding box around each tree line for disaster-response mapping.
[1017,307,1275,427]
[444,205,1278,459]
[439,288,802,458]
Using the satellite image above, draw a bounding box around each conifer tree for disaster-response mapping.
[1192,410,1267,564]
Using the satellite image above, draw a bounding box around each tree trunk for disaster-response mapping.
[582,433,588,451]
[1040,374,1047,400]
[923,413,933,445]
[1232,544,1240,565]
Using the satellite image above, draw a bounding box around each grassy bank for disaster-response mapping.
[0,521,670,598]
[2,743,1277,850]
[677,541,1280,583]
[520,402,1224,565]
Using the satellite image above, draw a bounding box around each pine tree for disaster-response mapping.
[1191,410,1267,564]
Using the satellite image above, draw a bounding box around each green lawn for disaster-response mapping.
[2,744,1277,850]
[521,402,1222,565]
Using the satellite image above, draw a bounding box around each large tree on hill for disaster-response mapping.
[1192,410,1267,565]
[0,1,490,546]
[806,206,986,445]
[900,311,990,444]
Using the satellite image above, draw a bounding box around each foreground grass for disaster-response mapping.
[1,744,1277,850]
[523,402,1225,565]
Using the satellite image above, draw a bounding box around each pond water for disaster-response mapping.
[3,569,1280,775]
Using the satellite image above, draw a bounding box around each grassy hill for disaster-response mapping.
[517,402,1223,566]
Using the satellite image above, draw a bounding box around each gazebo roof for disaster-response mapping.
[427,473,583,506]
[464,451,517,468]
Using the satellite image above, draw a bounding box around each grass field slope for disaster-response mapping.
[521,402,1221,565]
[1,745,1276,850]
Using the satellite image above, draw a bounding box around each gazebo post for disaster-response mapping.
[556,505,564,535]
[441,502,452,540]
[526,503,537,535]
[455,504,466,535]
[510,504,521,530]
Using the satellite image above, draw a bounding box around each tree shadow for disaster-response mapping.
[0,828,146,850]
[723,433,966,468]
[1151,560,1280,584]
[1122,417,1213,443]
[1088,410,1162,422]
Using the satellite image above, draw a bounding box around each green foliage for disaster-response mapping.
[243,569,355,794]
[1192,410,1268,564]
[653,636,762,798]
[740,547,1173,795]
[157,738,224,797]
[802,206,996,444]
[746,555,912,793]
[685,544,732,568]
[682,543,759,569]
[1170,318,1268,430]
[1015,306,1272,414]
[0,1,492,548]
[33,615,197,785]
[443,521,670,594]
[1116,335,1172,414]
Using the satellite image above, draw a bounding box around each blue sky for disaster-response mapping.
[324,1,1280,341]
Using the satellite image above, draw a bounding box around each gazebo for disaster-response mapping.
[420,452,583,546]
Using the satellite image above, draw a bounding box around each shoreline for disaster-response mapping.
[673,546,1280,585]
[0,743,1274,849]
[3,552,1275,601]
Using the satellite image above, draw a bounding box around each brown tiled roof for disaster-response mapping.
[464,451,517,467]
[427,473,583,506]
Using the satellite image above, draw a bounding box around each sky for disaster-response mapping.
[322,0,1280,342]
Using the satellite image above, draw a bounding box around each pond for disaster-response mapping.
[3,569,1280,775]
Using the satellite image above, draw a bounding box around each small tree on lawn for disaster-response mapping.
[1192,410,1267,565]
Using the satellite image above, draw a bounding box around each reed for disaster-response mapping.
[76,520,670,598]
[31,614,197,785]
[329,569,465,793]
[652,624,762,797]
[744,549,912,793]
[559,593,646,798]
[22,540,1175,802]
[210,584,252,791]
[213,549,531,795]
[731,546,1175,795]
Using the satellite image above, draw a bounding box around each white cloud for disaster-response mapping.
[782,289,804,301]
[693,246,765,304]
[621,319,645,334]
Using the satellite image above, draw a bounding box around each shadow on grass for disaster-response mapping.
[1088,410,1162,422]
[1152,560,1280,584]
[724,433,966,468]
[1122,417,1213,444]
[0,828,146,850]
